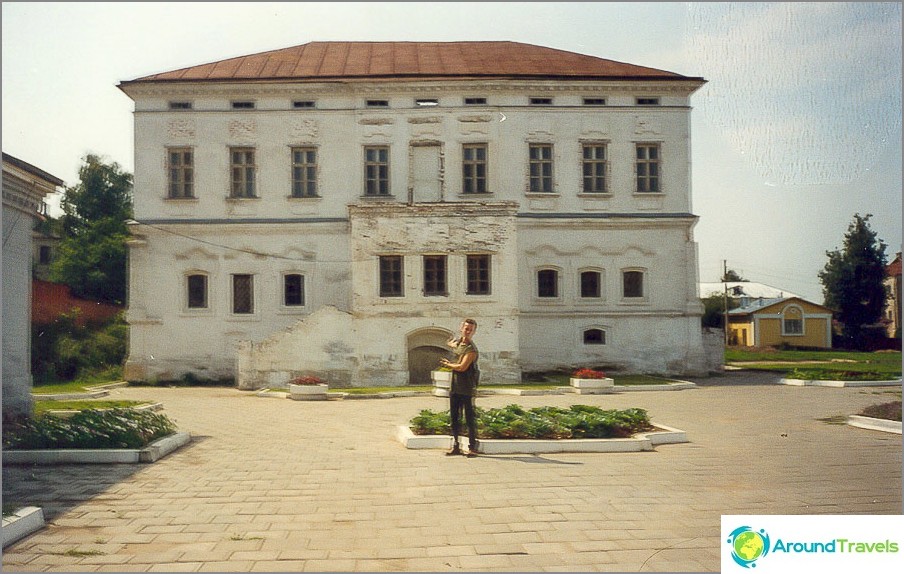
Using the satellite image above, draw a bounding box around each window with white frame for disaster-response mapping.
[291,147,318,198]
[580,270,602,298]
[537,268,559,298]
[582,143,608,194]
[782,306,804,335]
[462,144,488,194]
[622,270,645,299]
[364,146,390,196]
[466,254,491,295]
[635,143,660,193]
[529,144,554,193]
[186,274,208,309]
[232,274,254,314]
[379,256,403,297]
[167,148,194,199]
[423,255,448,296]
[230,148,256,198]
[284,274,305,307]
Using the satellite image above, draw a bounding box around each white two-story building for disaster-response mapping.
[117,41,709,388]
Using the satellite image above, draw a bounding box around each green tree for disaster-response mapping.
[722,268,747,282]
[818,213,888,343]
[701,293,740,328]
[50,154,133,304]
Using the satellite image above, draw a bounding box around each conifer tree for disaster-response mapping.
[818,213,888,344]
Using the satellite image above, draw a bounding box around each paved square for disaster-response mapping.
[3,372,901,572]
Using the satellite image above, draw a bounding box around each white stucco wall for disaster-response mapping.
[2,205,35,415]
[2,157,59,417]
[123,76,707,385]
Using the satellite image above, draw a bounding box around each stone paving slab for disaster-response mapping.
[3,371,901,572]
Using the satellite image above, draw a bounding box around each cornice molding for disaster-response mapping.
[120,79,703,100]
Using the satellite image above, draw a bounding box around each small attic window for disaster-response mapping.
[293,100,315,109]
[583,98,607,106]
[636,97,660,106]
[169,101,192,110]
[231,101,255,109]
[464,97,487,105]
[366,99,389,108]
[415,98,439,107]
[529,97,553,106]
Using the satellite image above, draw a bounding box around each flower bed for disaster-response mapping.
[569,368,614,393]
[409,404,653,440]
[287,375,330,400]
[786,368,897,381]
[2,408,177,450]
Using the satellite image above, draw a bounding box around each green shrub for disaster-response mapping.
[32,312,127,381]
[786,368,890,381]
[410,404,653,440]
[2,408,177,450]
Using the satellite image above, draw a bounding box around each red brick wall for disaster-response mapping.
[32,280,123,326]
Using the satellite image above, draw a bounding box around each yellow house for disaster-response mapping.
[727,297,833,348]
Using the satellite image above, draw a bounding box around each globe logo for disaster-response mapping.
[727,526,770,568]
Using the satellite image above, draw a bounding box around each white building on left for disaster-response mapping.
[2,152,64,418]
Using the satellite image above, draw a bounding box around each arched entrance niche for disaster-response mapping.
[407,326,454,386]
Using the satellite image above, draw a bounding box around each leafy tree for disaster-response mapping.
[50,154,133,304]
[701,293,740,328]
[722,268,747,282]
[818,213,888,342]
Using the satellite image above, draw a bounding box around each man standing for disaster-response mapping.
[440,318,480,457]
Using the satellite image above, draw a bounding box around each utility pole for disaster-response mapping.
[723,260,729,346]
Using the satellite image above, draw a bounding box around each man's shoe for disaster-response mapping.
[466,449,478,458]
[445,447,462,456]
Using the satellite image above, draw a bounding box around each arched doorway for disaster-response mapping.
[407,327,453,386]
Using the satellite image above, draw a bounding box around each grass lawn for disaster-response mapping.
[32,381,110,395]
[725,349,901,378]
[33,400,151,416]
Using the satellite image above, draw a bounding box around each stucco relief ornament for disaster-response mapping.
[167,119,196,139]
[634,116,661,135]
[291,119,319,139]
[228,119,256,140]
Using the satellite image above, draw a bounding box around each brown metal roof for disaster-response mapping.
[123,41,703,84]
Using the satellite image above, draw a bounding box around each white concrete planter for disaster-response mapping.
[569,377,614,394]
[288,383,329,400]
[2,506,44,548]
[432,370,452,397]
[396,424,688,453]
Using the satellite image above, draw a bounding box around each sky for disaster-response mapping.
[2,2,901,302]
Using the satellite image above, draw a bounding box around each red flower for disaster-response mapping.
[573,368,606,379]
[291,375,326,386]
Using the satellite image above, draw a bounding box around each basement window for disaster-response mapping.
[293,100,316,109]
[464,97,487,105]
[583,98,607,106]
[529,97,553,106]
[366,99,389,108]
[231,101,255,109]
[415,98,439,107]
[636,97,660,106]
[583,329,606,345]
[169,101,192,110]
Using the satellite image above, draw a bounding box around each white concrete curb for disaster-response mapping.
[2,506,44,548]
[32,390,109,401]
[2,432,191,465]
[847,415,902,434]
[396,423,687,454]
[780,378,902,388]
